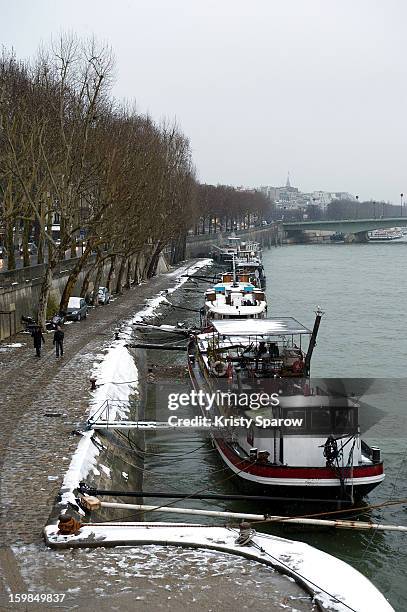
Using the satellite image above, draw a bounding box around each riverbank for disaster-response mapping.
[0,259,212,548]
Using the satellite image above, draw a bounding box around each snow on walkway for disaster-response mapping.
[58,259,211,509]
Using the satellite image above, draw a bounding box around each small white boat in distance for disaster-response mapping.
[368,229,403,241]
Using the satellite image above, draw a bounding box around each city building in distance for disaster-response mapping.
[260,174,356,211]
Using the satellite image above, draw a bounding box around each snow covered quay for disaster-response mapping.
[44,522,393,612]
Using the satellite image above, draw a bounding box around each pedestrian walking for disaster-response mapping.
[32,325,45,357]
[53,325,64,358]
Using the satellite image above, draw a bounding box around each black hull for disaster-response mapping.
[211,465,380,503]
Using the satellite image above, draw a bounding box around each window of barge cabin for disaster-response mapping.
[310,408,332,433]
[309,407,358,434]
[333,408,357,434]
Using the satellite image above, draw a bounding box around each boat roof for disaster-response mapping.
[211,282,255,290]
[236,261,261,268]
[211,318,312,336]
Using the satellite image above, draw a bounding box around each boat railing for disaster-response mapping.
[213,355,304,377]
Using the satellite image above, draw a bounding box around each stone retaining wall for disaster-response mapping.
[185,224,283,258]
[0,252,169,340]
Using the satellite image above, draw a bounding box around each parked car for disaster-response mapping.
[66,297,88,321]
[19,242,37,255]
[98,286,110,305]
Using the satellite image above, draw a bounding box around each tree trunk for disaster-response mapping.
[5,219,15,271]
[124,257,132,289]
[91,253,104,305]
[115,256,126,294]
[14,218,21,254]
[146,242,162,278]
[59,242,93,313]
[70,237,77,259]
[106,255,116,292]
[37,232,44,265]
[37,261,55,327]
[22,219,31,268]
[80,264,95,298]
[133,252,141,285]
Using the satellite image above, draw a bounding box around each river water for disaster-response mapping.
[142,239,407,611]
[262,240,407,611]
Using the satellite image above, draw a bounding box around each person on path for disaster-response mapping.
[53,325,64,358]
[32,325,45,357]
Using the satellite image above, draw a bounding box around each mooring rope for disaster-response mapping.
[225,525,358,612]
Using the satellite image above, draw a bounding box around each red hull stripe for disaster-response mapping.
[216,437,384,480]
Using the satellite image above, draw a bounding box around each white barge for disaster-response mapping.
[187,316,385,500]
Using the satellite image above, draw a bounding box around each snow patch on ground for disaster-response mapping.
[99,464,111,478]
[59,431,100,508]
[0,342,25,352]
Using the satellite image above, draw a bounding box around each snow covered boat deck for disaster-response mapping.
[44,522,393,612]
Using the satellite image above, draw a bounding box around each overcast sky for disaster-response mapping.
[2,0,407,202]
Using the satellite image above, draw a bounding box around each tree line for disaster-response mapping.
[194,184,271,234]
[0,36,199,325]
[0,37,274,326]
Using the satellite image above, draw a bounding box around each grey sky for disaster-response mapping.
[2,0,406,202]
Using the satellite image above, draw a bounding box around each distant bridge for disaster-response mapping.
[282,217,406,235]
[282,217,407,242]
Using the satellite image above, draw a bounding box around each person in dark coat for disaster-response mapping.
[53,325,65,358]
[32,325,45,357]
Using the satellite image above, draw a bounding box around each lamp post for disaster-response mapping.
[401,193,404,217]
[355,195,359,219]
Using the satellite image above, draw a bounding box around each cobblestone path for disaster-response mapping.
[0,262,196,548]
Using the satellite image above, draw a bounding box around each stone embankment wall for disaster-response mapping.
[185,223,283,258]
[0,252,169,341]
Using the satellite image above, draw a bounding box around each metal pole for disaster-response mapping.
[80,487,352,505]
[401,193,404,217]
[96,501,407,532]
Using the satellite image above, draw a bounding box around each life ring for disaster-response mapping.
[292,360,303,373]
[211,361,228,377]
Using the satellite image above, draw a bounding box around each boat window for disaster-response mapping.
[310,408,331,433]
[333,408,357,433]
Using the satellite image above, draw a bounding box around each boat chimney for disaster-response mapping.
[232,254,238,287]
[304,307,324,375]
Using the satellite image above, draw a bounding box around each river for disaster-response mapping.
[142,239,407,611]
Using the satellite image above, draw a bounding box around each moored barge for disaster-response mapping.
[188,315,384,500]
